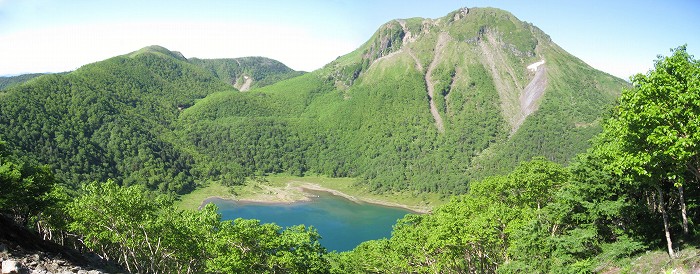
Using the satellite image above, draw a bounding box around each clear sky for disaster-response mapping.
[0,0,698,80]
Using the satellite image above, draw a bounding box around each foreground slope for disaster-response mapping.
[180,7,627,193]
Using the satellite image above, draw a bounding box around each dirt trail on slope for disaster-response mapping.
[425,32,449,133]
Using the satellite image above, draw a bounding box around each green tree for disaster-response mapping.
[333,158,568,273]
[597,45,700,257]
[502,153,645,273]
[67,181,329,273]
[206,219,328,273]
[0,140,58,225]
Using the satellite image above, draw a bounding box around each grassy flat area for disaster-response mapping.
[269,175,446,210]
[176,174,447,212]
[176,181,234,210]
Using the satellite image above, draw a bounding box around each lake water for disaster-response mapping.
[206,190,412,252]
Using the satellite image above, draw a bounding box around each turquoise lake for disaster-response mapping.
[207,190,412,252]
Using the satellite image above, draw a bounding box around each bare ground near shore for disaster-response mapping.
[192,177,437,214]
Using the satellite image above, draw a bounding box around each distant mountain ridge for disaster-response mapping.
[0,7,627,194]
[189,56,305,91]
[0,73,47,90]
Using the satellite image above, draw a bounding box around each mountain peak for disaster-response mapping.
[319,5,624,144]
[323,7,543,88]
[128,45,187,61]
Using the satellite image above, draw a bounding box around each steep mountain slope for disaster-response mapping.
[180,7,627,193]
[0,46,301,193]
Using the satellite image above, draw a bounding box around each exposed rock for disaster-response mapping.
[0,215,122,274]
[363,21,405,62]
[453,7,469,21]
[527,60,545,72]
[238,75,253,91]
[518,62,547,128]
[424,32,450,133]
[2,260,20,274]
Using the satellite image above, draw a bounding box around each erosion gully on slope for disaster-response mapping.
[478,29,548,134]
[424,32,450,133]
[397,19,447,133]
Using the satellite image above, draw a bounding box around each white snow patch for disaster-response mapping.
[527,60,545,72]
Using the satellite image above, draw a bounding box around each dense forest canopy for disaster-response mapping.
[1,6,697,273]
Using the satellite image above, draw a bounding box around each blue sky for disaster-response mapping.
[0,0,698,79]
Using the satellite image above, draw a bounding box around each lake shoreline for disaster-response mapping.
[200,181,432,214]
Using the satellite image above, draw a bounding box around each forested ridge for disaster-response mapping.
[189,56,306,90]
[0,8,625,195]
[1,7,697,273]
[0,73,47,90]
[0,45,305,194]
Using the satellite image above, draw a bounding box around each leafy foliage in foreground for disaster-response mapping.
[1,138,329,273]
[0,140,59,225]
[65,181,328,273]
[329,158,631,273]
[594,45,700,258]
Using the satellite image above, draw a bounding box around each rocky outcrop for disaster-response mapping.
[451,7,470,21]
[0,244,108,274]
[2,259,20,274]
[363,21,406,62]
[0,215,122,274]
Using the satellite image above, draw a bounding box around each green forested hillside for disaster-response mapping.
[0,8,626,195]
[330,45,700,273]
[176,7,627,194]
[1,6,697,273]
[189,56,305,90]
[0,46,302,193]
